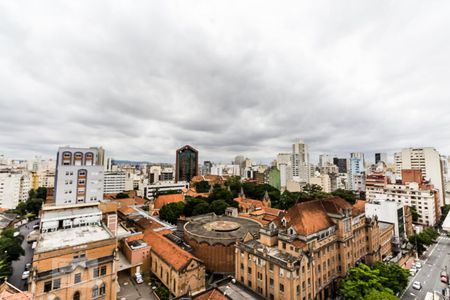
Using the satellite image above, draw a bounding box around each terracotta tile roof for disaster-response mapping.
[154,194,184,210]
[118,205,137,216]
[239,213,269,225]
[292,239,306,249]
[194,288,228,300]
[135,218,163,231]
[143,230,200,271]
[273,197,352,236]
[0,282,33,300]
[352,200,366,217]
[234,196,265,210]
[263,207,283,216]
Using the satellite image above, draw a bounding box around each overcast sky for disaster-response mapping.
[1,1,450,164]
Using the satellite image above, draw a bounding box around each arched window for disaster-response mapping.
[62,151,72,166]
[85,152,94,166]
[74,152,83,166]
[100,283,106,295]
[73,291,80,300]
[92,285,99,298]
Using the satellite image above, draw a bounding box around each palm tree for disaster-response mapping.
[0,256,10,282]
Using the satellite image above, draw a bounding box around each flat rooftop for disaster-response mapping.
[36,224,113,253]
[41,206,101,222]
[184,214,261,245]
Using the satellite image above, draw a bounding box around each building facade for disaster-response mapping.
[0,171,21,209]
[236,197,388,300]
[292,140,310,183]
[394,147,446,206]
[175,145,199,183]
[103,172,126,194]
[54,147,104,205]
[29,203,117,300]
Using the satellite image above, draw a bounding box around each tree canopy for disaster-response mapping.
[195,181,210,193]
[159,202,185,224]
[331,189,356,204]
[339,263,399,300]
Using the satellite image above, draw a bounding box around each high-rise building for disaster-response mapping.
[0,171,21,209]
[54,147,104,206]
[348,156,365,192]
[175,145,199,183]
[394,147,446,206]
[375,153,388,164]
[319,154,333,167]
[333,157,348,173]
[103,172,126,194]
[292,139,310,183]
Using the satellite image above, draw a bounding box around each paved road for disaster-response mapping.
[402,236,450,299]
[8,219,39,291]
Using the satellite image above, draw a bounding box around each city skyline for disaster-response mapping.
[2,1,450,162]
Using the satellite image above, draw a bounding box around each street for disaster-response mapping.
[7,219,39,291]
[402,236,450,299]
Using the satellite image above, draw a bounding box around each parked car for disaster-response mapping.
[31,241,37,250]
[26,231,39,243]
[13,232,20,238]
[415,262,422,269]
[412,281,422,290]
[410,269,417,276]
[135,273,143,284]
[21,271,30,280]
[32,224,39,230]
[25,263,31,270]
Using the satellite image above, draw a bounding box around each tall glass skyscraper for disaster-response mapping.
[175,145,199,183]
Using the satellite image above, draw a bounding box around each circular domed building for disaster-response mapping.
[183,213,261,274]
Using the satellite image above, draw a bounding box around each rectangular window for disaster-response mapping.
[297,285,300,294]
[240,263,244,270]
[93,267,99,278]
[279,283,285,293]
[53,278,61,290]
[100,265,107,276]
[270,278,274,287]
[74,273,81,284]
[248,267,252,274]
[44,281,52,292]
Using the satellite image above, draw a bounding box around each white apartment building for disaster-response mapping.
[19,174,31,202]
[365,196,406,241]
[0,172,21,209]
[54,147,104,205]
[384,182,438,226]
[38,170,55,188]
[276,153,291,169]
[142,181,189,200]
[395,147,446,206]
[210,164,241,176]
[292,139,310,183]
[104,172,126,194]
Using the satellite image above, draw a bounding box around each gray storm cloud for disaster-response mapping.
[1,0,450,163]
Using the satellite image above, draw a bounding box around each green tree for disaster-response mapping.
[183,197,210,217]
[0,256,10,282]
[159,202,185,224]
[35,187,47,200]
[302,184,329,199]
[192,202,210,216]
[339,263,393,300]
[279,190,297,210]
[441,204,450,223]
[26,198,43,215]
[226,176,242,196]
[195,181,210,193]
[208,185,233,204]
[410,206,421,222]
[331,189,356,204]
[210,200,228,215]
[373,262,409,295]
[365,289,398,300]
[0,229,24,261]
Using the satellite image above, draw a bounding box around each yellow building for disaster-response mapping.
[29,203,118,300]
[236,197,390,300]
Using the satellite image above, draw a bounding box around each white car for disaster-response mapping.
[410,269,416,276]
[415,262,422,269]
[412,281,422,290]
[21,271,30,280]
[135,273,143,284]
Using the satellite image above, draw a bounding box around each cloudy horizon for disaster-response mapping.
[1,1,450,164]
